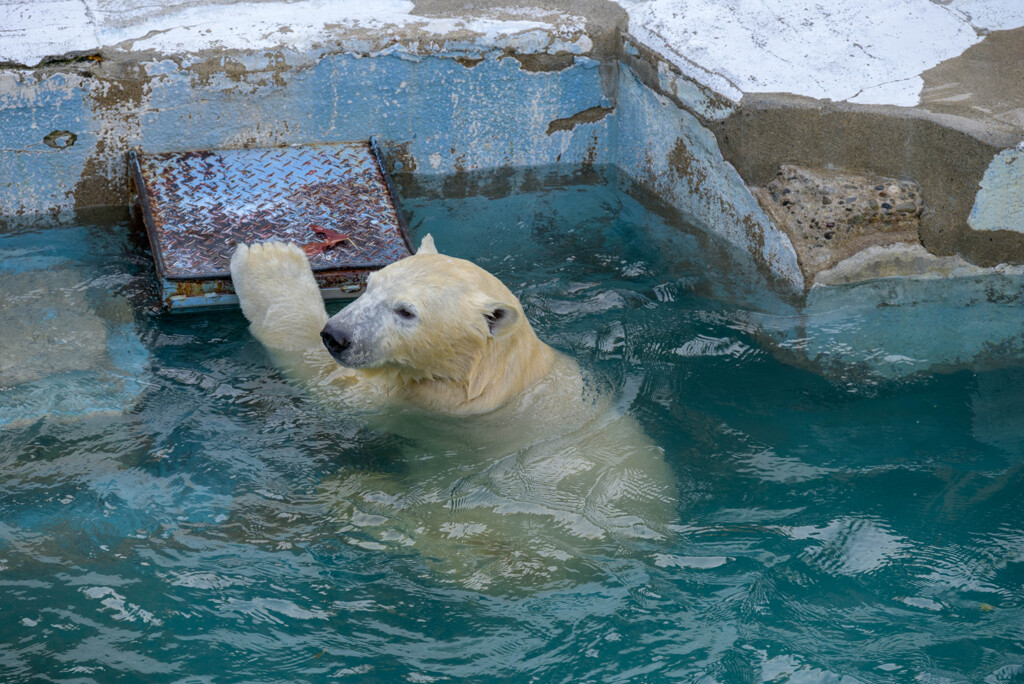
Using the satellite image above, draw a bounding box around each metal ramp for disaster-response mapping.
[129,138,413,312]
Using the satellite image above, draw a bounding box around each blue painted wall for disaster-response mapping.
[0,51,615,217]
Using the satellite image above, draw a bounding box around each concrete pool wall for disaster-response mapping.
[2,0,1023,296]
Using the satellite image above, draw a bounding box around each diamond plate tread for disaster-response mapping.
[131,141,412,280]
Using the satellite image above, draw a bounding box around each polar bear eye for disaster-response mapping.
[394,306,416,320]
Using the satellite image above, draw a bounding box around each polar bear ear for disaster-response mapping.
[483,302,521,338]
[417,234,439,255]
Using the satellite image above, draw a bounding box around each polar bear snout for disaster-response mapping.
[320,322,352,360]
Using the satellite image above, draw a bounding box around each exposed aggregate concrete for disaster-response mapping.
[754,165,924,285]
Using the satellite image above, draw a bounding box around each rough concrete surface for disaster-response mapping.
[812,243,1024,287]
[920,27,1024,132]
[621,0,1024,107]
[713,96,1024,270]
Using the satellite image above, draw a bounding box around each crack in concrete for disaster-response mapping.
[846,74,923,104]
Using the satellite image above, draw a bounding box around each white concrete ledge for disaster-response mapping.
[0,0,591,66]
[620,0,1024,107]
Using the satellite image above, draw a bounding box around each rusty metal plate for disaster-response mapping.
[129,139,413,282]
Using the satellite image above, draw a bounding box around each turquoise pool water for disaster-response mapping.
[1,168,1023,682]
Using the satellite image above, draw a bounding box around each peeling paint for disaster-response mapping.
[73,61,150,208]
[667,137,704,194]
[513,52,575,72]
[454,56,485,68]
[43,130,77,148]
[546,105,614,135]
[2,0,593,67]
[615,68,803,291]
[969,146,1024,233]
[619,36,734,123]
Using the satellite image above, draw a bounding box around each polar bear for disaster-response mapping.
[231,235,564,414]
[230,237,678,589]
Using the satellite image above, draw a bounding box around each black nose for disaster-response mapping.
[321,326,351,356]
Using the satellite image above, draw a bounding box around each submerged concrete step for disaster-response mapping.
[128,139,413,312]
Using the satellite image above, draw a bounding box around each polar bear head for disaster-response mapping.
[320,235,554,413]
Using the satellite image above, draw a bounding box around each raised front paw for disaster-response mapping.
[231,241,313,294]
[230,242,326,347]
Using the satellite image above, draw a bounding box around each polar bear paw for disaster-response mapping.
[230,241,327,350]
